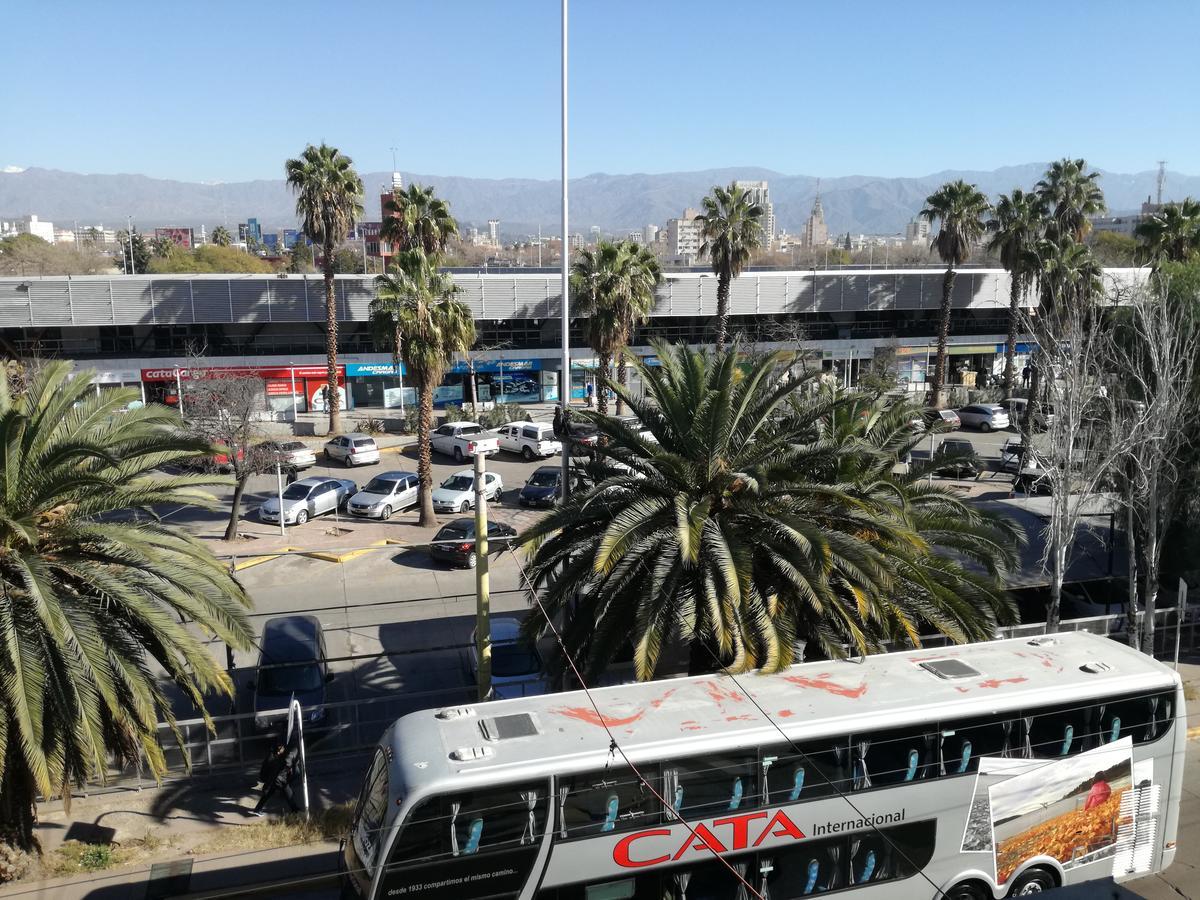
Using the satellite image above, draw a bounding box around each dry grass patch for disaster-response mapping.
[191,804,353,856]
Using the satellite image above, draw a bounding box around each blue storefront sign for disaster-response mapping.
[448,359,540,374]
[994,343,1037,354]
[346,361,407,377]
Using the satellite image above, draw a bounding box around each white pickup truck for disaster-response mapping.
[430,421,500,462]
[495,421,562,460]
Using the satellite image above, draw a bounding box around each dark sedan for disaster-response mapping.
[430,518,518,569]
[519,466,562,507]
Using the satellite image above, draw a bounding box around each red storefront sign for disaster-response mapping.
[140,365,342,382]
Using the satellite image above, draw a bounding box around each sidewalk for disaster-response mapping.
[2,756,364,899]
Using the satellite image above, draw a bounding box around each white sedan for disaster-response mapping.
[432,469,503,513]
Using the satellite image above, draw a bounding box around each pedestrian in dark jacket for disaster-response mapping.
[250,739,301,816]
[552,406,563,439]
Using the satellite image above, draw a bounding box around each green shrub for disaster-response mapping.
[360,416,387,435]
[442,403,465,423]
[78,844,114,871]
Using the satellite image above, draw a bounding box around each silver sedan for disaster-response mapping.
[259,476,357,526]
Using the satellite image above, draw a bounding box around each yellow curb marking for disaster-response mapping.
[230,546,306,571]
[301,538,408,564]
[1187,725,1200,741]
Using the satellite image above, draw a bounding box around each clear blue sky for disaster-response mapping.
[4,0,1197,182]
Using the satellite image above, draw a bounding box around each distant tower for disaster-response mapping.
[803,185,828,248]
[488,219,500,246]
[1157,160,1167,206]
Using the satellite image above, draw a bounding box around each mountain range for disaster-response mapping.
[2,164,1197,239]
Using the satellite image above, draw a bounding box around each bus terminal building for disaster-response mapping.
[0,267,1145,413]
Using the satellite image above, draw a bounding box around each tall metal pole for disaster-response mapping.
[559,0,572,503]
[127,216,136,275]
[474,451,492,700]
[275,460,287,538]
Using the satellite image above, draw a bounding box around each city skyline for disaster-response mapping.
[3,1,1198,182]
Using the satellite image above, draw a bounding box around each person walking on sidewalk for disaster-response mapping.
[250,739,301,816]
[552,406,563,439]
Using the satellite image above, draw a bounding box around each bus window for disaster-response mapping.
[667,853,754,899]
[855,726,937,787]
[939,717,1014,775]
[560,768,655,837]
[666,752,759,820]
[881,820,937,879]
[351,749,390,870]
[1101,691,1176,745]
[762,739,851,804]
[388,782,547,865]
[1027,702,1095,758]
[762,833,846,895]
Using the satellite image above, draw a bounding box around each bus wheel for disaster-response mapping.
[945,881,990,900]
[1007,867,1056,895]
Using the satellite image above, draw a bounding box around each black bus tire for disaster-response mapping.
[1007,867,1057,896]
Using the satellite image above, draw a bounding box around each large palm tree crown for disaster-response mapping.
[570,242,631,416]
[381,183,460,256]
[285,144,365,248]
[986,189,1046,275]
[921,180,991,267]
[0,363,253,846]
[1134,198,1200,265]
[697,184,764,277]
[519,345,1019,681]
[375,250,474,386]
[1027,234,1104,315]
[1036,158,1106,242]
[697,184,764,351]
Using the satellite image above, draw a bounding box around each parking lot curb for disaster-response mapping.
[302,538,407,564]
[231,547,305,570]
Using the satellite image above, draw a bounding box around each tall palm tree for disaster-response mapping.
[614,242,662,416]
[1135,198,1200,265]
[697,183,764,352]
[920,181,991,402]
[381,183,460,256]
[519,344,1018,681]
[986,189,1047,394]
[570,242,631,417]
[1036,158,1107,242]
[0,363,253,848]
[374,250,474,526]
[1029,234,1104,315]
[210,225,232,247]
[285,143,364,435]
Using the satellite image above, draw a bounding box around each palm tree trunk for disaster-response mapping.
[715,273,731,353]
[616,351,627,416]
[597,353,611,417]
[323,237,341,435]
[0,740,37,849]
[416,382,436,527]
[1003,273,1020,397]
[930,266,955,404]
[225,473,248,541]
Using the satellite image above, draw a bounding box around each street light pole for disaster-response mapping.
[559,0,572,504]
[126,216,136,275]
[474,451,492,701]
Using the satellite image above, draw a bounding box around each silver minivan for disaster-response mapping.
[348,471,418,520]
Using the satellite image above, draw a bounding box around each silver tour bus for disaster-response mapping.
[341,632,1183,899]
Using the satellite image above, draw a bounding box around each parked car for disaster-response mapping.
[519,465,563,507]
[430,518,518,568]
[1005,398,1056,432]
[187,444,245,472]
[323,433,381,467]
[348,471,418,520]
[251,615,333,732]
[429,422,500,462]
[614,415,659,445]
[259,476,356,525]
[495,421,562,460]
[956,404,1010,432]
[258,440,316,471]
[1012,462,1053,495]
[910,408,960,432]
[470,617,547,699]
[565,420,600,455]
[933,438,981,478]
[433,469,503,514]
